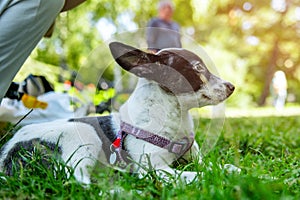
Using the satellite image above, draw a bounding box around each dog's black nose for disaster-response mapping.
[225,82,235,94]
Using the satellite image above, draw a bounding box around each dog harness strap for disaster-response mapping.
[167,134,195,156]
[121,122,170,148]
[120,121,194,156]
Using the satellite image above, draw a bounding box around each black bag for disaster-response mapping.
[5,74,54,100]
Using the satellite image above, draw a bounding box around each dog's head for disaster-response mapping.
[109,42,234,107]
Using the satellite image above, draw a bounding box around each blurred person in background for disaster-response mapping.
[270,70,287,111]
[146,0,181,53]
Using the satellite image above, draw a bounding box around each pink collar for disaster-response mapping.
[120,121,194,157]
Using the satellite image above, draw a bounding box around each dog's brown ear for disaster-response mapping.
[109,42,159,77]
[109,42,197,94]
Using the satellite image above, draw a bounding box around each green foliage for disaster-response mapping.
[93,88,115,105]
[0,122,15,147]
[24,0,300,106]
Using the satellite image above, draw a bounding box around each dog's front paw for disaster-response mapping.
[181,172,198,184]
[157,168,199,184]
[223,164,241,174]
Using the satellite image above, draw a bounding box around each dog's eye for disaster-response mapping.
[193,63,205,73]
[200,74,208,84]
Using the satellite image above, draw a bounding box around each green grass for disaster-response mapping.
[0,116,299,199]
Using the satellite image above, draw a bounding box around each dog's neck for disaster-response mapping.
[119,78,194,140]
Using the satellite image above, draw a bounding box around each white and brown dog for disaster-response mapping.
[0,42,237,184]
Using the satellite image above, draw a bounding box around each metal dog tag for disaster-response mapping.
[109,152,117,165]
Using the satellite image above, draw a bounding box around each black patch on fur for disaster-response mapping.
[69,115,116,143]
[2,139,61,176]
[97,115,117,142]
[68,115,117,160]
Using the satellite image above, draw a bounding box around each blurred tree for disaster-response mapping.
[189,0,300,106]
[29,0,300,107]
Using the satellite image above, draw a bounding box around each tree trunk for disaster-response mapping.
[258,39,279,106]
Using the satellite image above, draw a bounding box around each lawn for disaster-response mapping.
[0,111,299,199]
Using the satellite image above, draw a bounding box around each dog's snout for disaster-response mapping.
[225,82,235,94]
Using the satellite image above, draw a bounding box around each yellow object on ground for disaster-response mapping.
[21,94,48,109]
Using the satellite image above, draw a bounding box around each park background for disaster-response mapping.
[14,0,300,112]
[2,0,300,199]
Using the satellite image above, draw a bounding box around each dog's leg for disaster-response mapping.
[67,144,112,185]
[180,142,241,173]
[65,148,97,185]
[60,126,105,184]
[157,167,199,184]
[135,165,198,184]
[180,142,202,165]
[160,142,202,184]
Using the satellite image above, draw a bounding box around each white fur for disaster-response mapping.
[118,78,205,182]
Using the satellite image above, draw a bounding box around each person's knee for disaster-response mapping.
[41,0,65,15]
